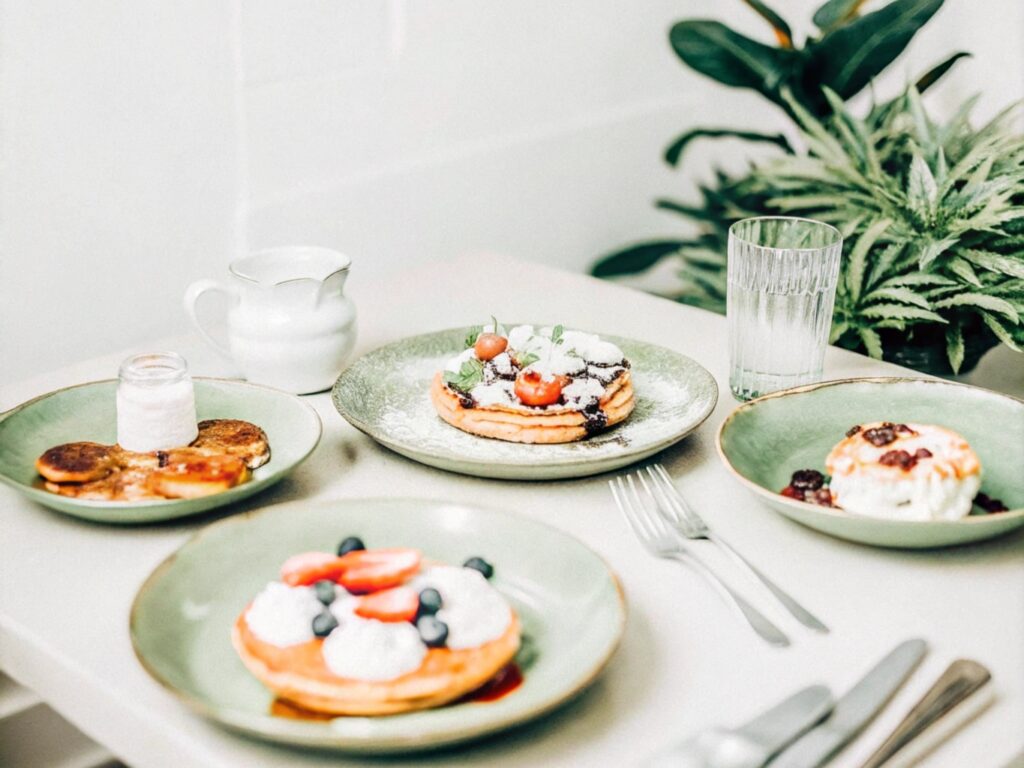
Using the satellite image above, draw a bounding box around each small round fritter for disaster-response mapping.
[35,442,119,483]
[147,450,249,499]
[190,419,271,469]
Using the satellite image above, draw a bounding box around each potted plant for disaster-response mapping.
[592,0,1024,374]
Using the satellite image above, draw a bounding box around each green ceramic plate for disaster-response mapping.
[717,377,1024,548]
[0,378,321,524]
[332,326,718,480]
[131,498,626,753]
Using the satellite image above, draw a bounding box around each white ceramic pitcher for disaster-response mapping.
[184,246,356,394]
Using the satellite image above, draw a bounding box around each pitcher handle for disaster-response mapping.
[183,279,235,360]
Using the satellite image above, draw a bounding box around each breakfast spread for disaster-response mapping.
[779,422,1008,520]
[232,537,522,716]
[34,352,270,501]
[431,321,635,443]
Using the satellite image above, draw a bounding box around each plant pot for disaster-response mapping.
[881,325,999,377]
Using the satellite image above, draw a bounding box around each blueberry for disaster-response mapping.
[417,587,443,617]
[337,536,365,556]
[416,615,449,648]
[312,610,339,638]
[313,579,336,605]
[463,556,493,579]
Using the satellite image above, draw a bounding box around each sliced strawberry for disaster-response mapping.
[337,548,421,593]
[280,551,346,587]
[354,586,419,622]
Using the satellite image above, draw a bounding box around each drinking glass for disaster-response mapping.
[727,216,843,400]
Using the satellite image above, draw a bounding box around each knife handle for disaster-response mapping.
[859,659,993,768]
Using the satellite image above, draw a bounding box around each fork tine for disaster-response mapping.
[642,466,684,525]
[628,473,673,539]
[610,478,647,546]
[625,474,659,538]
[653,464,694,518]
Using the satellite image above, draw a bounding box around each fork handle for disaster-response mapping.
[709,533,829,634]
[668,552,790,647]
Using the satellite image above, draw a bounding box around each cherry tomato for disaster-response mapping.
[474,333,508,361]
[514,370,568,406]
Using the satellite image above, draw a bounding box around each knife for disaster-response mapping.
[770,638,928,768]
[644,685,834,768]
[859,659,993,768]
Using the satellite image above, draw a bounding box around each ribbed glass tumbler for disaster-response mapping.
[727,216,843,400]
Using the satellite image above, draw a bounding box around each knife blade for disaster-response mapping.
[644,685,834,768]
[770,638,928,768]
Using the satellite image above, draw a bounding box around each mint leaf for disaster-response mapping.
[551,324,564,344]
[464,326,483,348]
[443,359,484,393]
[516,351,539,368]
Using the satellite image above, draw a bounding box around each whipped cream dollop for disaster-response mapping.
[321,616,427,681]
[413,566,512,650]
[245,583,324,647]
[826,423,982,521]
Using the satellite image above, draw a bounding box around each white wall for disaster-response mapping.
[2,0,1022,382]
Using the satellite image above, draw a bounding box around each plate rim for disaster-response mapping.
[129,496,628,751]
[0,377,323,513]
[715,375,1024,528]
[331,325,719,470]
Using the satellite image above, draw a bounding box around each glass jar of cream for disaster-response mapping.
[116,352,199,452]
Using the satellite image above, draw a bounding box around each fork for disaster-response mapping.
[610,475,790,647]
[642,463,829,634]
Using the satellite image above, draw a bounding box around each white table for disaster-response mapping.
[2,255,1022,768]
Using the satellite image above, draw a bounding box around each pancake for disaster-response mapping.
[146,450,249,499]
[431,370,635,444]
[36,418,266,501]
[36,442,119,483]
[232,611,522,716]
[190,419,271,469]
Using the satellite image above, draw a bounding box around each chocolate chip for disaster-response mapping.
[895,424,916,435]
[879,449,917,471]
[914,448,932,459]
[845,425,862,438]
[863,426,897,447]
[790,469,825,491]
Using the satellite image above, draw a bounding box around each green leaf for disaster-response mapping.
[591,240,688,277]
[981,312,1022,351]
[464,326,483,348]
[516,352,540,368]
[442,358,484,393]
[860,303,948,323]
[858,327,883,358]
[863,286,933,309]
[917,238,958,270]
[807,0,945,100]
[960,249,1024,280]
[945,322,965,373]
[934,293,1020,323]
[877,272,956,289]
[656,199,723,221]
[669,21,794,100]
[907,152,938,206]
[741,0,794,47]
[664,128,792,167]
[915,52,971,93]
[945,257,982,287]
[813,0,869,31]
[846,218,892,303]
[551,325,564,344]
